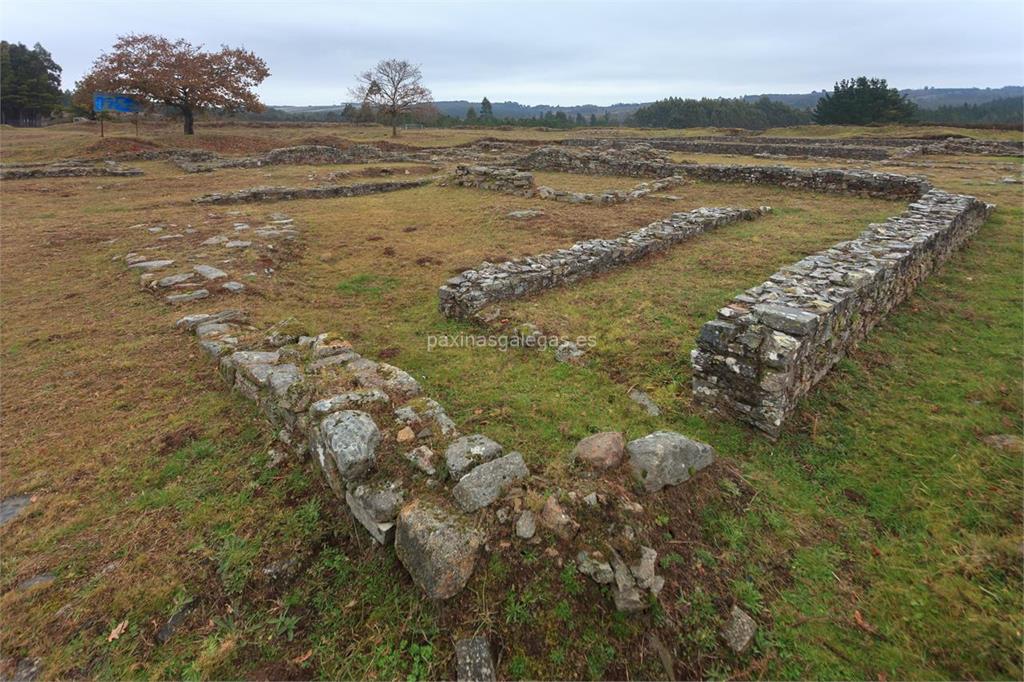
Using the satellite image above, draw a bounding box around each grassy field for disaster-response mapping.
[1,123,1021,680]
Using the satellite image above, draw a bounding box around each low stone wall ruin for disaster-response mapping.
[439,206,770,319]
[691,189,994,437]
[0,160,143,180]
[173,144,402,173]
[194,178,433,204]
[518,147,931,199]
[452,164,686,205]
[173,308,713,612]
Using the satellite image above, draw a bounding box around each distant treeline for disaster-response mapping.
[630,96,810,129]
[916,97,1024,126]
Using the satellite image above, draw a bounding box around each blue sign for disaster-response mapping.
[93,92,141,113]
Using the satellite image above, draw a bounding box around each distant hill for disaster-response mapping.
[270,101,646,121]
[266,86,1023,122]
[742,86,1023,110]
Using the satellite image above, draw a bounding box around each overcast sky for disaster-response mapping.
[2,0,1022,106]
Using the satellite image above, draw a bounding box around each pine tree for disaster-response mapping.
[812,77,918,125]
[465,106,477,121]
[0,41,63,126]
[480,97,493,119]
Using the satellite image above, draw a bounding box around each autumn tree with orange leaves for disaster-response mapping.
[350,59,432,137]
[77,34,269,135]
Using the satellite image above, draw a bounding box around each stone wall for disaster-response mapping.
[174,144,401,173]
[691,189,994,437]
[640,139,891,160]
[452,163,685,205]
[563,135,1024,158]
[518,147,931,199]
[194,178,433,204]
[439,206,770,319]
[0,160,143,179]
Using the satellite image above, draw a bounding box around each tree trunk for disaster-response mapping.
[391,112,398,137]
[183,107,195,135]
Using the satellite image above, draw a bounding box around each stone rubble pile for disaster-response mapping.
[439,206,770,319]
[193,178,433,204]
[0,160,143,180]
[519,147,932,199]
[115,211,301,304]
[451,165,535,193]
[692,189,994,437]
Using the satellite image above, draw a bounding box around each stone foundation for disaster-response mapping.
[439,206,770,319]
[194,178,433,204]
[691,189,994,437]
[452,163,686,205]
[0,160,143,179]
[518,147,931,199]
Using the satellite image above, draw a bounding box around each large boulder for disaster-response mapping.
[394,501,484,600]
[445,434,504,480]
[452,452,529,512]
[626,431,715,492]
[313,410,380,482]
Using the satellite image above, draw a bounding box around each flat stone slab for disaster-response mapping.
[0,495,31,526]
[194,264,228,280]
[455,637,496,681]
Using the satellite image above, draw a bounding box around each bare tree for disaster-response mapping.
[350,59,431,137]
[77,34,269,135]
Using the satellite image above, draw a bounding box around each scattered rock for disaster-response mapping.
[224,240,251,249]
[721,605,757,654]
[0,495,31,526]
[394,500,484,600]
[445,434,504,480]
[576,550,614,584]
[574,431,625,470]
[515,510,536,539]
[16,573,55,592]
[221,281,245,293]
[200,235,228,246]
[194,264,228,280]
[452,452,530,512]
[628,388,662,416]
[166,289,210,304]
[396,426,416,443]
[555,340,585,363]
[626,431,715,492]
[455,636,496,682]
[506,209,544,220]
[540,495,579,540]
[346,480,404,544]
[127,259,174,272]
[156,598,197,644]
[153,272,195,288]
